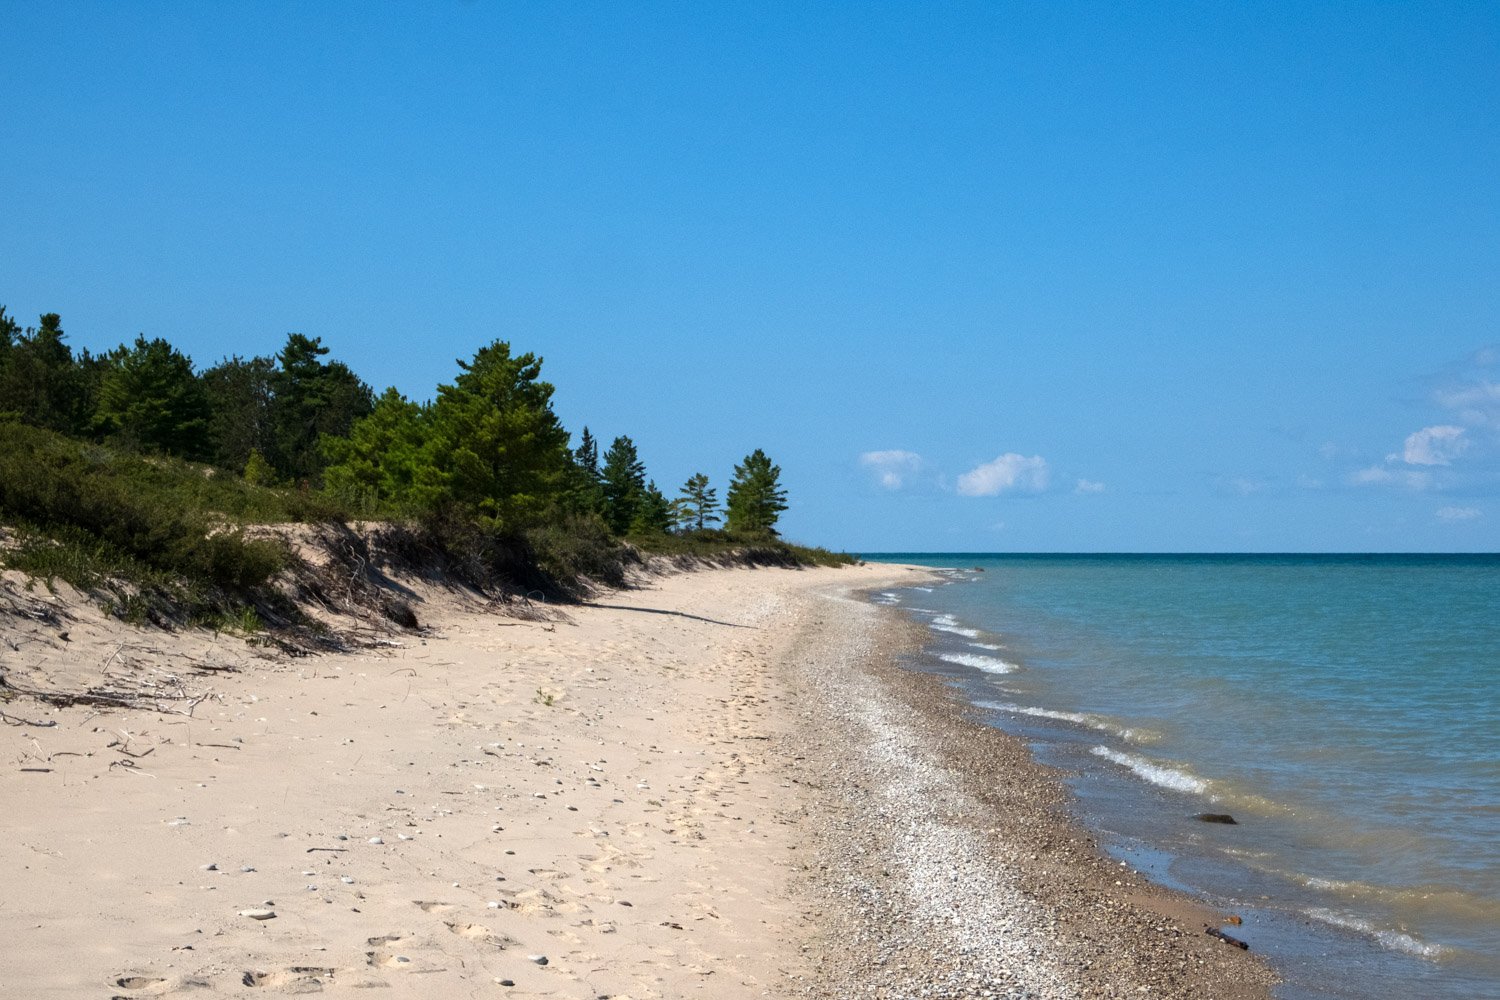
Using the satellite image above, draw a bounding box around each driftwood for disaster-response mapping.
[0,643,216,717]
[1205,925,1250,950]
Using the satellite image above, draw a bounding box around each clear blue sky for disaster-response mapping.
[4,2,1498,551]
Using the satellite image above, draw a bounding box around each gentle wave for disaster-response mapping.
[970,641,1004,650]
[1091,746,1209,795]
[929,614,981,638]
[936,652,1018,674]
[979,701,1146,742]
[1304,908,1448,959]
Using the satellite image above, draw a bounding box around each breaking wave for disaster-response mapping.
[936,652,1018,674]
[1090,746,1209,795]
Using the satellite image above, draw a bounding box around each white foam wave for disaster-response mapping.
[936,652,1018,674]
[932,624,980,637]
[1304,909,1448,959]
[929,614,980,638]
[970,642,1004,650]
[980,702,1141,741]
[1090,746,1208,795]
[913,586,934,592]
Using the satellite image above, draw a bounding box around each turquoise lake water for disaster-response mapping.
[864,554,1499,1000]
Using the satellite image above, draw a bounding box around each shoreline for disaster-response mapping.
[0,562,1273,997]
[782,574,1277,999]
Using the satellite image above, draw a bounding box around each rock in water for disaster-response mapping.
[1194,813,1238,824]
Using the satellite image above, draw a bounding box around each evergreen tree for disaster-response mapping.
[0,306,18,367]
[725,448,788,536]
[93,335,211,457]
[268,333,374,483]
[322,387,427,510]
[0,313,86,432]
[674,472,720,532]
[202,354,275,472]
[600,435,646,535]
[575,427,599,478]
[413,340,573,530]
[569,425,606,514]
[630,480,673,536]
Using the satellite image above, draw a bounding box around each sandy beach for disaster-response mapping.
[0,563,1275,999]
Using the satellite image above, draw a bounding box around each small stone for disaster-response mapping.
[527,954,549,966]
[240,865,256,873]
[202,863,218,871]
[238,909,276,920]
[340,876,355,884]
[368,836,384,845]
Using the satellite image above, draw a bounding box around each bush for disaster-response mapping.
[0,421,288,590]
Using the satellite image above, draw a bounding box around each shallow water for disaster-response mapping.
[865,554,1500,1000]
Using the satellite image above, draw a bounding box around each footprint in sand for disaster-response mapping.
[242,968,335,992]
[112,976,167,994]
[445,921,514,947]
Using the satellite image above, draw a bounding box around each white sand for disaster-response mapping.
[0,563,919,999]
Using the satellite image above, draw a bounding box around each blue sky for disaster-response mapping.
[3,2,1498,552]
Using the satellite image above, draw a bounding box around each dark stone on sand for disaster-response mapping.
[1195,813,1238,824]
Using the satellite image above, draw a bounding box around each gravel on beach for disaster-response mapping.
[779,581,1279,1000]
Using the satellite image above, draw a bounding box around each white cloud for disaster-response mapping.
[858,449,922,490]
[1349,465,1433,490]
[1436,505,1482,522]
[1402,425,1468,466]
[1074,479,1105,494]
[956,454,1050,497]
[1434,381,1500,430]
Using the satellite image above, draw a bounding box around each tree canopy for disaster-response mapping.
[410,340,573,530]
[726,448,788,536]
[93,336,211,458]
[600,435,646,535]
[0,302,817,557]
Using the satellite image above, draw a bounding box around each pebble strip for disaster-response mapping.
[780,584,1279,1000]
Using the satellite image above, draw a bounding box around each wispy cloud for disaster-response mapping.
[1400,425,1468,466]
[956,454,1049,497]
[1436,505,1481,522]
[1349,465,1433,490]
[1218,476,1267,496]
[858,449,923,490]
[1074,479,1105,494]
[1429,345,1500,431]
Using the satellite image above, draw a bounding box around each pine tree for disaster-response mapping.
[93,335,211,458]
[569,425,606,514]
[600,435,646,535]
[413,341,573,530]
[321,387,427,510]
[202,354,275,472]
[725,449,788,536]
[0,313,87,433]
[630,480,673,536]
[268,333,374,483]
[674,472,720,532]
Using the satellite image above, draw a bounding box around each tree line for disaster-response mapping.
[0,306,789,540]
